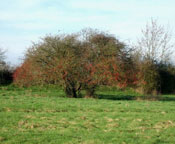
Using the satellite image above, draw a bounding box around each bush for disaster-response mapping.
[0,69,13,85]
[0,49,13,85]
[158,64,175,94]
[141,60,160,95]
[13,60,44,87]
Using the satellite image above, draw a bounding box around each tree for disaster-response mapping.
[0,48,6,69]
[134,19,174,94]
[137,19,174,64]
[14,29,137,97]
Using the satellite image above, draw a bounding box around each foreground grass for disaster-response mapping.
[0,86,175,144]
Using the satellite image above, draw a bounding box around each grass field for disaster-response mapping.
[0,85,175,144]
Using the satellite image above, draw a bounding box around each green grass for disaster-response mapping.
[0,85,175,144]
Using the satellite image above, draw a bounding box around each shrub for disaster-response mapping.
[158,64,175,94]
[137,60,160,95]
[0,49,13,85]
[13,60,43,87]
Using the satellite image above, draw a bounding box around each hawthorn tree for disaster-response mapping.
[14,29,137,97]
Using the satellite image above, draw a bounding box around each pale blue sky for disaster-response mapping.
[0,0,175,65]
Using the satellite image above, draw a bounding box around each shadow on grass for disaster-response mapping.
[98,94,135,101]
[98,94,175,101]
[159,96,175,101]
